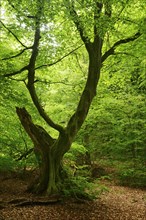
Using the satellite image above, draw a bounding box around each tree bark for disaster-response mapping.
[16,107,61,194]
[16,107,71,195]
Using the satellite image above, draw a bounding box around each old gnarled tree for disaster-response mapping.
[1,0,142,195]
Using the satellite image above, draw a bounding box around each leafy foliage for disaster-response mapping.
[0,0,145,194]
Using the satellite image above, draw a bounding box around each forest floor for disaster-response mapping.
[0,171,146,220]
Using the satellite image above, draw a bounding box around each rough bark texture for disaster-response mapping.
[16,107,71,194]
[16,108,54,193]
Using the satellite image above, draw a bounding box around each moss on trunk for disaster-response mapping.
[16,107,70,195]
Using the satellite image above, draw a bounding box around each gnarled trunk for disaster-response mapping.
[16,107,71,195]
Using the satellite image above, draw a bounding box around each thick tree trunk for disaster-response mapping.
[16,107,70,195]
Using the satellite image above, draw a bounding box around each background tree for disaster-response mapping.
[0,0,145,195]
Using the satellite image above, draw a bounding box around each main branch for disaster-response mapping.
[65,3,103,140]
[26,2,64,134]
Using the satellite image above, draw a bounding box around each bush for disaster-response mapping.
[0,155,17,172]
[0,153,36,175]
[61,175,107,200]
[117,167,146,188]
[62,176,90,198]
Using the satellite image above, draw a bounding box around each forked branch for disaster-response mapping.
[102,32,141,63]
[67,1,91,50]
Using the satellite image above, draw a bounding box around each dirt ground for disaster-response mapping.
[0,172,146,220]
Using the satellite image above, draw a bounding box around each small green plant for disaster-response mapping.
[61,175,98,200]
[60,169,109,200]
